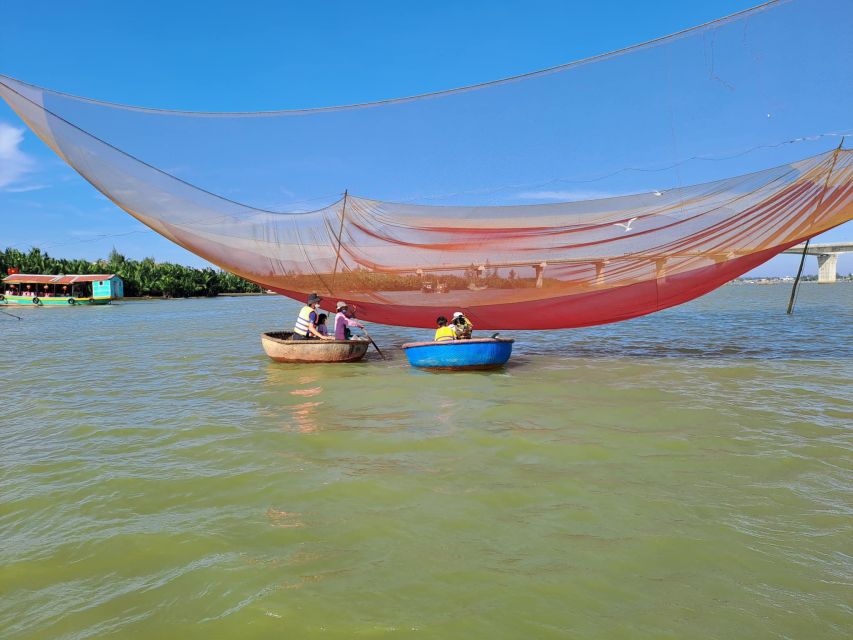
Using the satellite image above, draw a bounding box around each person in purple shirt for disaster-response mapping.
[334,301,364,340]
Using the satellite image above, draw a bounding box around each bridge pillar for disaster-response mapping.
[817,253,838,283]
[534,262,547,288]
[594,260,608,286]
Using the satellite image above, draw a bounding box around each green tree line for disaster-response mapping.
[1,247,262,297]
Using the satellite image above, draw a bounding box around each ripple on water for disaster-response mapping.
[1,285,851,638]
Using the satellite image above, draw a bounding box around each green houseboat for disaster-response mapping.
[1,274,123,306]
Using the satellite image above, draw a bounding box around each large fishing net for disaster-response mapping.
[1,0,850,328]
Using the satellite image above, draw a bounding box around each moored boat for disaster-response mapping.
[402,337,514,370]
[261,331,370,363]
[1,273,123,306]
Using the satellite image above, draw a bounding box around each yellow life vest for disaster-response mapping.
[434,326,456,342]
[294,305,315,336]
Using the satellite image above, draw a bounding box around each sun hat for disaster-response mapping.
[307,293,322,304]
[336,301,348,310]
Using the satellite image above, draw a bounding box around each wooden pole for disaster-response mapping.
[786,239,810,315]
[330,190,348,292]
[786,137,844,315]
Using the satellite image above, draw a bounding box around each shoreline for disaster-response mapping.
[122,292,270,300]
[123,280,851,300]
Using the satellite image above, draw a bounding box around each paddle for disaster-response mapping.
[360,326,386,359]
[1,309,22,320]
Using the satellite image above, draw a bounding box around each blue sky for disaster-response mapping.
[1,0,850,275]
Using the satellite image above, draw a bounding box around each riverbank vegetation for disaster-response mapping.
[1,248,262,297]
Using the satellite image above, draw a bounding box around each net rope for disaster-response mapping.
[0,1,785,117]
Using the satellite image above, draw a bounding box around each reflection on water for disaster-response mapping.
[1,284,851,639]
[289,401,322,434]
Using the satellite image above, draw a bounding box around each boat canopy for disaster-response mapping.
[2,274,119,284]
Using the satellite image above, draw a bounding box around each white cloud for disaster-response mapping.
[5,183,49,193]
[0,122,35,190]
[517,189,620,202]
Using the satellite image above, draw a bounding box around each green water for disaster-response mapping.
[2,284,851,639]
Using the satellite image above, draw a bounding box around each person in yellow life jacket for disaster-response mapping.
[452,311,473,339]
[434,316,457,342]
[293,293,334,340]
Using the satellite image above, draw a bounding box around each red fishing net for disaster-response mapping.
[2,0,850,327]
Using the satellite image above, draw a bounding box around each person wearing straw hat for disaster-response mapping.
[334,301,364,340]
[292,293,333,340]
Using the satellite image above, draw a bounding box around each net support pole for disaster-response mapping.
[786,239,810,314]
[786,137,844,315]
[330,190,348,293]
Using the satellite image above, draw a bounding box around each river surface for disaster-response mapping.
[1,284,851,639]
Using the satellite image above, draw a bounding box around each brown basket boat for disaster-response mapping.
[261,331,370,363]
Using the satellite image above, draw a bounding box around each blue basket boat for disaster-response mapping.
[402,337,514,371]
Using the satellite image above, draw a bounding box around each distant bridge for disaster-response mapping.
[781,242,853,283]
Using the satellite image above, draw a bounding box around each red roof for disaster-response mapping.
[2,274,119,284]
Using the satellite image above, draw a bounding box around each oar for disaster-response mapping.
[1,309,22,320]
[361,326,386,359]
